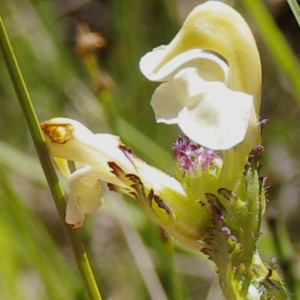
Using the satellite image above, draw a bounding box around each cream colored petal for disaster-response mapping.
[53,157,71,178]
[178,81,253,150]
[92,134,135,174]
[139,45,167,80]
[151,68,253,150]
[65,195,84,228]
[69,165,125,195]
[41,118,136,176]
[145,1,261,113]
[123,151,186,197]
[72,176,103,214]
[150,79,188,124]
[65,173,103,228]
[140,48,229,83]
[150,67,206,124]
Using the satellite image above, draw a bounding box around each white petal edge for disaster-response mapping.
[65,195,84,228]
[139,47,229,83]
[150,75,189,124]
[177,81,253,150]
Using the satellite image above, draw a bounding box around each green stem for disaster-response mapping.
[0,13,102,300]
[287,0,300,28]
[218,265,240,300]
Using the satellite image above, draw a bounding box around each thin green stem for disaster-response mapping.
[0,13,102,300]
[287,0,300,28]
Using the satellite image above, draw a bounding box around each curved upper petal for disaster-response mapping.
[139,2,262,152]
[140,1,261,113]
[41,118,136,176]
[140,48,229,84]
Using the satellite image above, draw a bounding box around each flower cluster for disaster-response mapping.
[41,0,263,251]
[41,2,288,298]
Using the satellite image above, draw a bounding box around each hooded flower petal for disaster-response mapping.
[41,118,136,186]
[139,1,261,151]
[140,1,261,110]
[140,48,229,83]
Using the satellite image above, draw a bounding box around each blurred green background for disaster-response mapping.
[0,0,300,299]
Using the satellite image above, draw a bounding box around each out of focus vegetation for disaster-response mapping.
[0,0,300,299]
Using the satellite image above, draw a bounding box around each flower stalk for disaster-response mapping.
[0,13,102,300]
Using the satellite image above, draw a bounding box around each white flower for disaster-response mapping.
[139,1,261,151]
[140,49,253,150]
[41,118,187,228]
[41,118,137,227]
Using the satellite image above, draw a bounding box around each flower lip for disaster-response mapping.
[150,66,253,150]
[140,48,229,84]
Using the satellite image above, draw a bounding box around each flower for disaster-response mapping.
[139,1,261,150]
[41,118,211,245]
[41,117,137,228]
